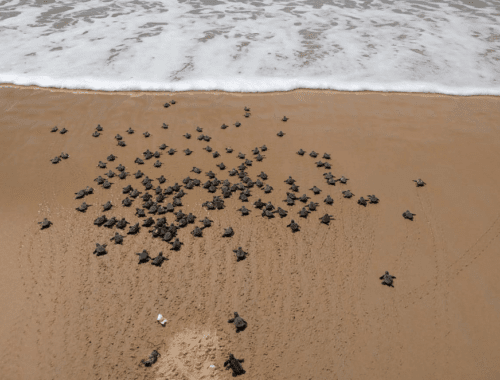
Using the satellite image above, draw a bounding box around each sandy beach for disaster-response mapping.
[1,85,500,380]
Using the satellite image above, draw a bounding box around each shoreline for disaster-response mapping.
[3,82,499,99]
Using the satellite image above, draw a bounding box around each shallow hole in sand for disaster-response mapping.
[156,329,221,380]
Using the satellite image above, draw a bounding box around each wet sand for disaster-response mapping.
[1,85,500,380]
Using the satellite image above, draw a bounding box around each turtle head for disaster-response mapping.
[234,312,239,317]
[385,271,389,275]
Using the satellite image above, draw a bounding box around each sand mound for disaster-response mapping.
[156,330,220,380]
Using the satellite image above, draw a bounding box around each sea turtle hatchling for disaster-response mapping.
[221,124,229,130]
[115,134,123,141]
[261,209,274,218]
[167,148,176,155]
[130,189,141,198]
[307,201,319,211]
[297,149,306,156]
[59,128,68,134]
[116,218,129,229]
[253,198,265,209]
[255,153,264,162]
[367,194,379,204]
[298,194,311,203]
[169,238,183,251]
[403,210,415,220]
[161,123,169,129]
[75,202,91,212]
[136,250,150,264]
[153,151,161,158]
[117,140,126,147]
[357,197,368,206]
[310,186,322,194]
[151,252,167,266]
[38,218,52,229]
[244,106,250,111]
[142,217,155,227]
[102,201,112,211]
[244,112,251,118]
[183,133,191,139]
[126,127,134,134]
[284,176,296,185]
[234,121,241,127]
[191,226,203,237]
[59,152,69,159]
[289,184,299,192]
[143,131,150,138]
[116,164,125,172]
[413,178,426,187]
[274,207,288,218]
[103,217,117,228]
[200,217,213,228]
[183,148,193,155]
[228,311,247,330]
[298,207,310,218]
[224,354,245,377]
[122,197,132,207]
[238,206,250,216]
[222,227,234,237]
[261,145,267,151]
[159,143,167,150]
[196,126,203,132]
[380,271,396,287]
[134,170,144,179]
[324,195,334,205]
[128,223,140,234]
[287,219,300,232]
[92,131,100,137]
[110,232,124,244]
[315,161,325,167]
[135,158,144,165]
[153,160,162,168]
[102,180,112,189]
[51,126,58,132]
[342,190,353,198]
[93,243,107,256]
[157,175,166,184]
[203,135,211,142]
[323,153,331,159]
[50,156,61,164]
[319,214,334,224]
[107,154,116,161]
[277,131,285,137]
[338,176,349,184]
[94,215,107,226]
[105,170,115,178]
[282,116,288,121]
[140,349,160,367]
[212,151,220,158]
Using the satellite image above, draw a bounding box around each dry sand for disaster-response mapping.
[1,85,500,380]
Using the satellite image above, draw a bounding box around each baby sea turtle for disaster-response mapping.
[309,151,318,158]
[102,201,112,211]
[287,219,300,232]
[253,198,265,209]
[212,151,220,158]
[238,206,250,216]
[319,214,334,224]
[191,167,201,174]
[413,178,426,187]
[173,197,182,207]
[93,243,107,256]
[324,163,331,169]
[94,215,107,226]
[110,232,124,244]
[315,161,325,167]
[342,190,353,198]
[367,194,379,204]
[225,147,234,154]
[282,116,288,121]
[167,148,176,155]
[239,194,249,202]
[59,152,69,159]
[92,131,100,137]
[153,160,162,168]
[299,194,311,203]
[38,218,52,230]
[130,189,141,198]
[244,112,251,118]
[307,201,319,211]
[161,123,169,129]
[159,143,167,150]
[256,172,267,181]
[277,130,285,137]
[297,149,306,156]
[255,153,264,162]
[195,126,203,132]
[380,271,396,287]
[200,217,213,228]
[324,195,334,205]
[134,158,144,165]
[298,207,310,218]
[164,102,170,108]
[403,210,415,220]
[136,250,150,264]
[221,123,229,129]
[275,207,288,218]
[76,202,91,212]
[284,196,295,206]
[116,218,129,229]
[228,311,247,334]
[183,148,193,156]
[262,184,273,194]
[203,145,213,153]
[310,186,322,194]
[215,162,225,170]
[50,156,61,164]
[261,144,267,151]
[178,218,188,228]
[117,140,126,147]
[284,176,295,185]
[59,128,68,134]
[51,126,58,132]
[95,124,103,131]
[244,159,253,166]
[262,209,274,218]
[143,217,155,227]
[122,197,132,207]
[224,354,245,377]
[204,135,211,142]
[183,133,191,139]
[137,207,147,218]
[103,217,117,228]
[116,164,125,172]
[198,134,206,141]
[234,121,241,127]
[252,147,259,155]
[323,172,334,180]
[338,176,348,184]
[327,177,337,185]
[289,183,299,192]
[105,170,115,178]
[357,197,368,206]
[107,154,116,161]
[143,131,150,138]
[102,180,112,189]
[126,127,134,134]
[169,238,183,251]
[323,153,331,159]
[128,223,140,234]
[151,252,167,266]
[144,150,153,160]
[244,106,250,112]
[222,227,234,237]
[115,134,123,140]
[255,179,264,188]
[157,175,166,184]
[191,226,203,237]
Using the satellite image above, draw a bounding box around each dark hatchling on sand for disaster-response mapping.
[297,149,306,156]
[319,214,334,224]
[76,202,90,212]
[307,201,319,211]
[238,206,250,216]
[136,250,150,264]
[60,152,69,159]
[109,232,124,244]
[298,207,310,218]
[105,170,115,178]
[403,210,415,220]
[169,238,183,250]
[117,140,126,147]
[128,223,140,234]
[228,311,247,331]
[413,178,426,187]
[310,186,322,194]
[324,195,334,205]
[161,123,168,129]
[159,143,168,150]
[59,127,68,134]
[116,218,129,229]
[275,207,288,218]
[191,226,203,237]
[224,354,245,377]
[222,227,234,237]
[151,252,167,266]
[92,131,100,137]
[287,219,300,232]
[122,197,132,207]
[277,131,285,137]
[342,190,353,198]
[380,271,396,287]
[93,243,107,256]
[38,218,52,229]
[126,127,134,134]
[357,197,368,206]
[309,151,318,158]
[367,194,379,204]
[103,217,117,228]
[94,215,107,226]
[51,126,58,132]
[102,201,112,211]
[50,156,61,164]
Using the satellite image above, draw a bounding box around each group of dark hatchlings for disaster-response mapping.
[42,100,428,375]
